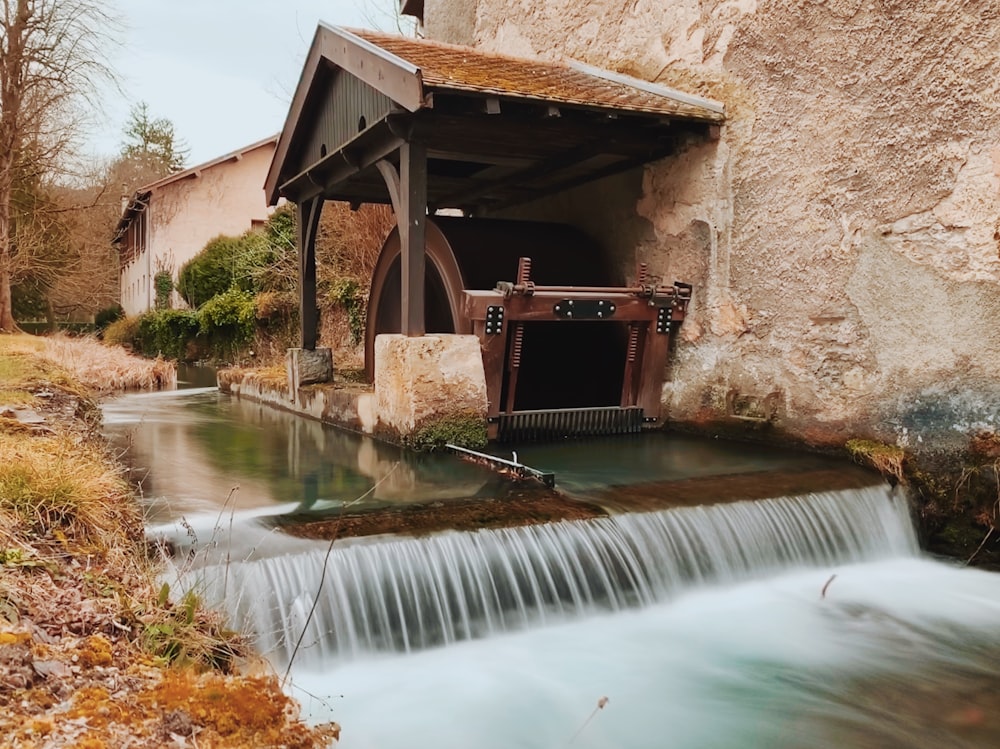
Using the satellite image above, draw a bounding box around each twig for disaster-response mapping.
[281,462,401,687]
[964,461,1000,567]
[567,696,609,746]
[222,488,239,599]
[820,573,837,599]
[965,527,995,567]
[286,681,344,714]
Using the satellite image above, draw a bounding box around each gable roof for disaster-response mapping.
[267,25,724,209]
[114,136,278,246]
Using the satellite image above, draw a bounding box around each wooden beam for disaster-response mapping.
[375,158,402,217]
[297,196,324,350]
[279,124,407,203]
[399,141,427,336]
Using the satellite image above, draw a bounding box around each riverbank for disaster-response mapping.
[0,334,337,748]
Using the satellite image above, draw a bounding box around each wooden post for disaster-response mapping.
[399,141,427,336]
[297,196,323,350]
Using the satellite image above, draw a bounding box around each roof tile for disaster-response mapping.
[350,29,723,123]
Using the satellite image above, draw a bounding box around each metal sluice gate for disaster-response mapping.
[366,217,691,443]
[496,406,645,443]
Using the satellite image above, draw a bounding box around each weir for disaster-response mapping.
[186,485,916,663]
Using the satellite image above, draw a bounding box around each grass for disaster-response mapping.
[0,431,142,560]
[40,333,176,391]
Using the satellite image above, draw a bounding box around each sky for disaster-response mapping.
[92,0,410,167]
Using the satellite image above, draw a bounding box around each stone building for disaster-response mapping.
[114,136,278,316]
[400,0,1000,452]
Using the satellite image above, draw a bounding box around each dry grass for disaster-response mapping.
[0,431,142,562]
[217,365,287,392]
[37,333,176,392]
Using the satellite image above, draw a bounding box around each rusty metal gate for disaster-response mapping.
[367,217,691,441]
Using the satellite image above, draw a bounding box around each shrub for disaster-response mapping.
[103,315,141,349]
[327,278,366,345]
[198,288,256,358]
[177,235,241,308]
[94,304,124,332]
[254,290,297,323]
[154,271,174,310]
[137,309,200,360]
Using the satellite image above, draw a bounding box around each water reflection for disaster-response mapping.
[102,388,496,525]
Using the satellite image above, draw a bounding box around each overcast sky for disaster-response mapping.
[93,0,409,166]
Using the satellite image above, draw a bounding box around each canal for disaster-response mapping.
[102,366,1000,748]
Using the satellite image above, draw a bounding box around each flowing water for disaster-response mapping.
[103,378,1000,749]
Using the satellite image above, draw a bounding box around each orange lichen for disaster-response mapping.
[78,634,113,667]
[68,686,130,729]
[0,630,31,645]
[144,670,291,737]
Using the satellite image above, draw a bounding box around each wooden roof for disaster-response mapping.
[266,25,724,211]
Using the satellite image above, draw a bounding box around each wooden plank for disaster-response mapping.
[636,323,670,419]
[280,124,406,203]
[474,320,507,430]
[399,140,427,336]
[375,159,401,216]
[318,25,424,112]
[465,291,662,323]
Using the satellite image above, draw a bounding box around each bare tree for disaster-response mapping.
[0,0,117,332]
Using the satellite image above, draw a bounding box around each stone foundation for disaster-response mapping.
[222,337,489,449]
[374,334,488,446]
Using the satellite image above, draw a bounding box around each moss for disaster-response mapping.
[845,439,905,485]
[405,412,488,452]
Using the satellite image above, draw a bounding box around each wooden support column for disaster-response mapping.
[399,141,427,336]
[297,196,324,350]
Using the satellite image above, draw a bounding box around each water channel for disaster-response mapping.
[102,366,1000,748]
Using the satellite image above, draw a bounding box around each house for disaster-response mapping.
[396,1,1000,451]
[113,136,278,316]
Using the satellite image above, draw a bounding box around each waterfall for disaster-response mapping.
[184,485,917,663]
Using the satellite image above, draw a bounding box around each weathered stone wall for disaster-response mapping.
[424,0,1000,452]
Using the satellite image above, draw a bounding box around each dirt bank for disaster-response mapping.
[0,334,336,748]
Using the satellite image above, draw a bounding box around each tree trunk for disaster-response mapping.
[0,186,15,332]
[45,297,56,332]
[0,265,13,332]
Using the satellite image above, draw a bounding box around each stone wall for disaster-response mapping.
[422,0,1000,452]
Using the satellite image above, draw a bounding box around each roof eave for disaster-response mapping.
[139,135,278,195]
[265,23,426,206]
[112,190,152,247]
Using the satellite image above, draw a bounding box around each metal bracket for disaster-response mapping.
[553,299,617,319]
[485,305,505,335]
[656,306,673,334]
